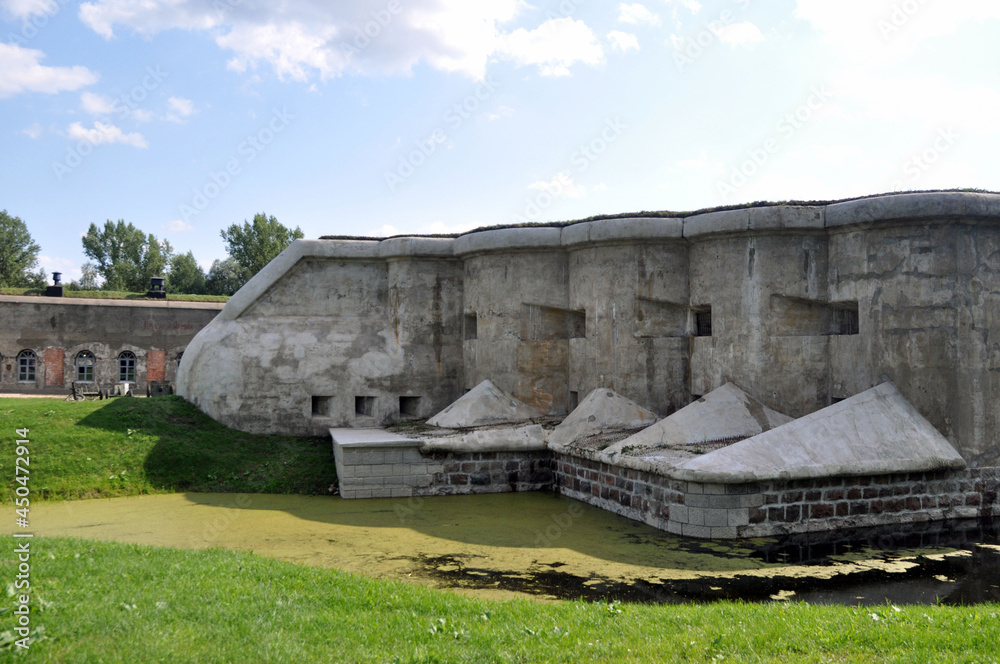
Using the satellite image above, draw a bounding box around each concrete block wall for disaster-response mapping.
[554,451,1000,539]
[334,438,553,500]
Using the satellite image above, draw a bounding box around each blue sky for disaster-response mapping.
[1,0,998,281]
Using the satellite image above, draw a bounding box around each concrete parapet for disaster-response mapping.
[453,226,563,256]
[561,217,683,248]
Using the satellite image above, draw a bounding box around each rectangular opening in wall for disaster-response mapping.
[693,307,712,337]
[771,296,859,336]
[569,390,579,411]
[521,304,586,340]
[464,313,478,340]
[311,395,333,418]
[833,303,859,335]
[399,396,421,418]
[636,297,688,338]
[355,396,375,417]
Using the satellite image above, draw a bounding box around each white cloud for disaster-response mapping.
[165,96,196,122]
[794,0,1000,59]
[670,0,701,12]
[607,30,640,52]
[20,122,43,139]
[528,172,586,198]
[368,224,402,237]
[715,22,764,47]
[67,121,148,148]
[618,3,660,26]
[488,105,515,121]
[498,17,604,77]
[167,219,194,232]
[0,43,98,98]
[81,91,116,114]
[79,0,526,80]
[0,0,57,19]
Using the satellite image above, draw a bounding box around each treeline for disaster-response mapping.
[0,211,302,296]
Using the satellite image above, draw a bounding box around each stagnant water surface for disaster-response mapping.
[11,492,1000,605]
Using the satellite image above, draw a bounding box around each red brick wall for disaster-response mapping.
[147,349,166,382]
[44,348,64,387]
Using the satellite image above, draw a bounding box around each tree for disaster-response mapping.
[205,258,249,296]
[168,251,206,294]
[220,212,302,278]
[82,220,173,292]
[0,210,41,288]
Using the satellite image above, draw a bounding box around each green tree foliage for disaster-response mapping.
[0,210,41,288]
[168,251,207,294]
[220,212,303,277]
[205,258,249,296]
[82,220,173,292]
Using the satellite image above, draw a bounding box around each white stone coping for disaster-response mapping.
[453,227,563,256]
[0,294,226,310]
[561,217,683,248]
[329,428,422,448]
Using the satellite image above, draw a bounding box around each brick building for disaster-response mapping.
[0,295,224,395]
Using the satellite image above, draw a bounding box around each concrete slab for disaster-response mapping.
[673,383,967,483]
[420,424,548,453]
[427,379,541,428]
[548,388,659,448]
[602,383,792,456]
[329,428,422,448]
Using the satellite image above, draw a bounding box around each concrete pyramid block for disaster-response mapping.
[548,388,658,447]
[674,382,967,483]
[603,383,792,456]
[427,379,541,428]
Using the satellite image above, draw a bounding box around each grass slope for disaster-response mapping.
[1,538,997,663]
[0,396,336,502]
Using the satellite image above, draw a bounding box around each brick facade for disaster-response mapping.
[44,347,64,387]
[146,349,166,382]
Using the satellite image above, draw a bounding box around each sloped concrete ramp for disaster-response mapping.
[427,379,541,428]
[674,382,967,483]
[548,388,658,448]
[602,383,792,458]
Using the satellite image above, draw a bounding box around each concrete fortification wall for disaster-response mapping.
[177,192,1000,465]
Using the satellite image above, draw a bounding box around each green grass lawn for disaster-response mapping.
[0,396,336,503]
[2,537,998,663]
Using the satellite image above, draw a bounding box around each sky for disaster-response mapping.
[1,0,999,282]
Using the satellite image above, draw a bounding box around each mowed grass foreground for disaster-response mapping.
[1,537,998,663]
[0,397,998,662]
[0,396,336,503]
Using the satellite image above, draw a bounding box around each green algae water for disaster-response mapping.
[9,492,999,605]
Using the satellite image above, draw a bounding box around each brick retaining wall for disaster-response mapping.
[554,452,1000,538]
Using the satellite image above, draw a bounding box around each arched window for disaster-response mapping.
[75,351,95,382]
[119,351,136,383]
[17,350,36,382]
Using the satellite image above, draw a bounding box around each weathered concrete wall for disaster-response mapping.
[178,192,1000,464]
[457,229,571,415]
[0,295,222,394]
[178,239,462,435]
